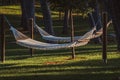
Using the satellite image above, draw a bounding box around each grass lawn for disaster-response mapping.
[0,4,120,80]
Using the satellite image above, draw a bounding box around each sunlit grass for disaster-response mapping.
[0,5,21,15]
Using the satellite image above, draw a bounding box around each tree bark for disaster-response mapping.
[39,0,54,35]
[20,0,35,31]
[20,0,28,30]
[62,8,70,34]
[108,0,120,51]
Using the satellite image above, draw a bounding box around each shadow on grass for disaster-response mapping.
[33,44,116,57]
[4,43,117,60]
[0,73,119,80]
[0,58,120,80]
[0,58,119,69]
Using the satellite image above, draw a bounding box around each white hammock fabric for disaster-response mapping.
[10,26,95,50]
[35,20,112,42]
[35,24,92,42]
[92,20,112,38]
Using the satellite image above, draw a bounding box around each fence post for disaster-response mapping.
[102,12,107,63]
[0,14,5,62]
[28,18,34,56]
[70,9,75,59]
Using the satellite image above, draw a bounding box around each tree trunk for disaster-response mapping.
[20,0,28,30]
[108,0,120,51]
[69,9,75,59]
[62,8,70,34]
[39,0,54,35]
[25,0,35,19]
[103,0,112,21]
[20,0,35,31]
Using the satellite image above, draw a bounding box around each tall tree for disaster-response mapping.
[20,0,27,30]
[20,0,35,31]
[107,0,120,51]
[39,0,54,35]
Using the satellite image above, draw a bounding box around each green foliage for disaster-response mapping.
[49,0,93,14]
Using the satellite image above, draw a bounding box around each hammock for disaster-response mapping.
[35,24,83,42]
[34,13,98,42]
[35,20,111,42]
[34,12,112,43]
[4,15,96,50]
[9,26,95,50]
[92,20,112,38]
[4,15,111,50]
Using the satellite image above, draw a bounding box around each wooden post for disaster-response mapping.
[28,18,34,56]
[0,14,5,62]
[102,12,107,63]
[70,9,75,59]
